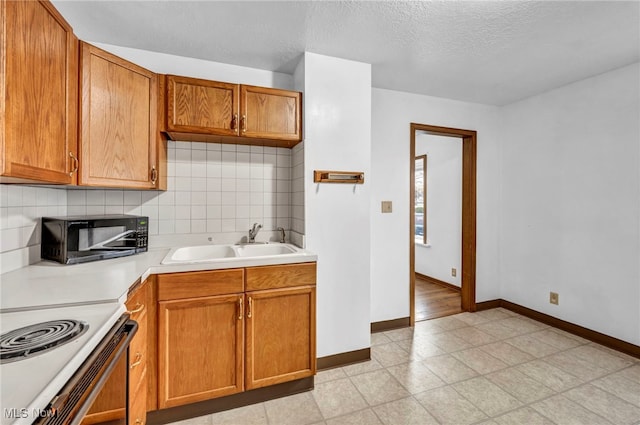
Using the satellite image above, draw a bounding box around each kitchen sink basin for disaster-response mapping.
[169,245,236,261]
[234,244,297,257]
[161,243,303,265]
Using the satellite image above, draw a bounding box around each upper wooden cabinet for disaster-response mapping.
[163,75,302,148]
[166,76,239,137]
[1,0,78,184]
[240,85,302,143]
[79,42,161,189]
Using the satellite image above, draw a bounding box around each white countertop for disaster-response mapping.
[0,249,166,311]
[0,244,318,311]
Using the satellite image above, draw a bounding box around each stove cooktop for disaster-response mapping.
[1,319,89,364]
[0,303,124,425]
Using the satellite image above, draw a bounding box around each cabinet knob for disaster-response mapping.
[241,115,247,133]
[150,166,158,184]
[237,297,243,320]
[69,152,79,176]
[247,296,252,318]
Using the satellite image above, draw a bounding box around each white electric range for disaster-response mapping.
[0,302,124,425]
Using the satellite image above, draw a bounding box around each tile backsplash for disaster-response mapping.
[0,186,68,273]
[1,141,300,273]
[67,141,292,237]
[291,142,305,235]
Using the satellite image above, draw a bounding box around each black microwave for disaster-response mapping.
[41,215,148,264]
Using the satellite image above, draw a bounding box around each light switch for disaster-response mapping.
[381,201,393,213]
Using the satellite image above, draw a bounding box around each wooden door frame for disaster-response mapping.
[410,123,477,325]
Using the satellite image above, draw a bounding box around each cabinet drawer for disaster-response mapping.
[127,281,149,322]
[158,269,244,301]
[129,313,147,363]
[245,263,316,291]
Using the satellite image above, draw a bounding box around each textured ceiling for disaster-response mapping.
[52,1,640,105]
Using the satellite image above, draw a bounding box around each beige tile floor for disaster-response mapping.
[171,308,640,425]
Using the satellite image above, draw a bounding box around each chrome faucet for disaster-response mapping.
[277,227,286,243]
[248,223,262,243]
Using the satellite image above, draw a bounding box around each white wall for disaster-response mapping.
[91,43,294,90]
[499,63,640,345]
[301,53,372,357]
[415,134,462,287]
[370,89,501,323]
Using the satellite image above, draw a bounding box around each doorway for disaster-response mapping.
[410,123,477,325]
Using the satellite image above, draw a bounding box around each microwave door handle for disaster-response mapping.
[87,230,137,250]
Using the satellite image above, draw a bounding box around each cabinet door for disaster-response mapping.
[166,75,239,137]
[240,85,301,143]
[1,0,78,184]
[158,294,244,408]
[245,286,316,390]
[79,42,158,189]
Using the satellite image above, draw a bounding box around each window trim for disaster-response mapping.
[415,154,427,245]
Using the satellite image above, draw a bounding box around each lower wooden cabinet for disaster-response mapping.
[155,263,316,409]
[246,286,316,390]
[158,294,244,408]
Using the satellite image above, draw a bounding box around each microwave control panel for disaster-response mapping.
[136,218,149,250]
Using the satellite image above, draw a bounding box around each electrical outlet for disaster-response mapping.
[451,268,457,277]
[381,201,393,213]
[549,292,559,305]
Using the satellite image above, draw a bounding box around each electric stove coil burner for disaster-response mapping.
[0,319,88,364]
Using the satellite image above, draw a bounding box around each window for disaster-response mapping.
[415,155,426,244]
